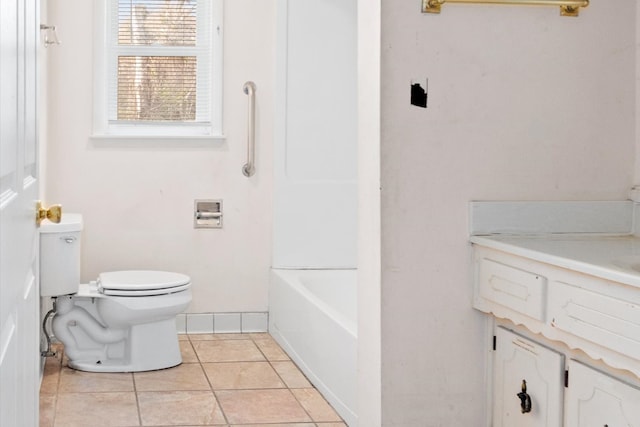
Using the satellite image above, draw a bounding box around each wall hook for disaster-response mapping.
[40,24,61,47]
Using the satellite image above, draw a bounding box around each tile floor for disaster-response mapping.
[40,333,346,427]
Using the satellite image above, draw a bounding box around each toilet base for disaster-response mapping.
[69,357,181,373]
[66,318,183,373]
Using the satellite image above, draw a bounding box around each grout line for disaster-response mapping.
[132,371,143,427]
[51,349,63,427]
[251,335,319,425]
[196,342,230,425]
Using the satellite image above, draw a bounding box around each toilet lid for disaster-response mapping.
[98,271,191,296]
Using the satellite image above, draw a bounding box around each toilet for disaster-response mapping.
[40,214,192,372]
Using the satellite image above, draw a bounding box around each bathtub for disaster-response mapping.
[269,268,357,426]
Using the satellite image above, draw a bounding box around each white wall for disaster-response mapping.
[636,2,640,184]
[356,0,382,424]
[46,0,276,313]
[380,1,635,425]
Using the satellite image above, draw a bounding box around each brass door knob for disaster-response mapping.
[36,201,62,226]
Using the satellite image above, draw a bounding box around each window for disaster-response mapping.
[93,0,223,139]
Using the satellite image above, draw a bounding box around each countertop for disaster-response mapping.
[470,234,640,288]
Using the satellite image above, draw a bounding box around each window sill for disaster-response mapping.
[90,133,227,147]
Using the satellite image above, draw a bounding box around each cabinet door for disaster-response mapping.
[565,360,640,427]
[494,327,564,427]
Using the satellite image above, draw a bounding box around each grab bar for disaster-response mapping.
[242,81,257,177]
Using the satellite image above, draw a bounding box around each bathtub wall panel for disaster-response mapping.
[273,0,358,269]
[269,269,357,425]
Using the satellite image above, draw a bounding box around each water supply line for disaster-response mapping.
[41,298,58,357]
[242,81,257,177]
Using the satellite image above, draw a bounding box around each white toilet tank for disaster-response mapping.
[40,213,83,296]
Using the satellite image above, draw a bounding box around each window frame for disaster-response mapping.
[92,0,224,141]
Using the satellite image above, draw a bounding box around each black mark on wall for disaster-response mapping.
[411,79,428,108]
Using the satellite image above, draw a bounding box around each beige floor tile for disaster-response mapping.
[58,367,134,393]
[137,390,226,426]
[41,334,345,427]
[54,392,139,427]
[45,349,64,368]
[211,333,251,340]
[203,361,285,390]
[40,357,63,395]
[39,393,56,427]
[253,338,290,361]
[217,389,311,424]
[247,333,271,340]
[180,340,200,363]
[193,339,265,362]
[188,333,219,341]
[291,388,342,422]
[134,363,211,391]
[230,424,315,427]
[189,333,249,341]
[271,361,312,388]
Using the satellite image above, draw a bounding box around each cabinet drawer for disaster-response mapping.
[565,360,640,427]
[548,281,640,360]
[478,258,547,321]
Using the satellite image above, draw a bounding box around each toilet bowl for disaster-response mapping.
[40,214,192,372]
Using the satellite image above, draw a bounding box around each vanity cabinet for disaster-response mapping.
[548,277,640,361]
[565,361,640,427]
[472,244,640,379]
[472,241,640,427]
[492,325,640,427]
[493,327,564,427]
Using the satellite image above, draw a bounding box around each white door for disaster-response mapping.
[493,327,565,427]
[565,360,640,427]
[0,0,40,426]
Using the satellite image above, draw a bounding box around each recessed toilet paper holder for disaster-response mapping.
[194,200,223,229]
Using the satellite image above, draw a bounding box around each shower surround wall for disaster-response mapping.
[45,0,276,319]
[270,0,358,423]
[272,0,357,269]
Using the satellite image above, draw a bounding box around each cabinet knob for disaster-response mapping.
[517,379,532,414]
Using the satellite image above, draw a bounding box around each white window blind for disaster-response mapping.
[94,0,223,138]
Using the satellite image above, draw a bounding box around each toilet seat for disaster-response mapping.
[98,270,191,297]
